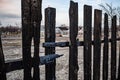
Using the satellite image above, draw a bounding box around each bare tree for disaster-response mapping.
[99,3,119,36]
[99,3,116,28]
[99,3,116,19]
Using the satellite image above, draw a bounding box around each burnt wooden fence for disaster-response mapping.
[0,0,120,80]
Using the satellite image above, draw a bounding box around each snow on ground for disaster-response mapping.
[2,37,84,80]
[2,36,120,80]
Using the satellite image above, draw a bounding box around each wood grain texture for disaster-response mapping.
[83,5,92,80]
[103,13,109,80]
[31,0,42,80]
[111,16,117,80]
[45,7,56,80]
[93,9,102,80]
[22,0,33,79]
[69,1,79,80]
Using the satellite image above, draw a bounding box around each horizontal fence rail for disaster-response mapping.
[5,54,63,73]
[43,38,120,47]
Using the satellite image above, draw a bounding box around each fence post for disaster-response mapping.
[31,0,42,80]
[69,1,78,80]
[102,13,109,80]
[111,16,117,80]
[45,7,56,80]
[93,9,102,80]
[0,34,6,80]
[83,5,92,80]
[22,0,32,80]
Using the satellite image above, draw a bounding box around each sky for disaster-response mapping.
[0,0,120,27]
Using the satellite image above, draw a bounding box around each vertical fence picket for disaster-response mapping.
[93,9,102,80]
[0,35,6,80]
[83,5,92,80]
[103,13,109,80]
[111,16,117,80]
[31,0,42,80]
[22,0,32,80]
[45,7,56,80]
[69,1,78,80]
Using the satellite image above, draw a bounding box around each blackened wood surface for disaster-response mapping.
[69,1,79,80]
[43,38,120,47]
[0,35,6,80]
[45,7,56,80]
[5,59,23,73]
[31,0,42,80]
[103,13,109,80]
[83,5,92,80]
[93,9,102,80]
[22,0,32,80]
[111,16,117,80]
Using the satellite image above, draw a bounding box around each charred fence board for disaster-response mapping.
[83,5,92,80]
[45,7,56,80]
[22,0,42,80]
[0,35,6,80]
[43,42,69,47]
[69,1,79,80]
[111,16,117,80]
[43,38,120,47]
[22,0,32,80]
[31,0,42,80]
[103,13,109,80]
[5,54,62,73]
[5,59,23,73]
[93,9,102,80]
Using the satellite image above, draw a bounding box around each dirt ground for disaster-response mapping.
[2,36,84,80]
[2,35,120,80]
